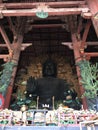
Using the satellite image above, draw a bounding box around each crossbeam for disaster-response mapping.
[0,1,86,9]
[27,23,66,28]
[62,42,98,49]
[0,7,89,17]
[0,43,32,51]
[0,54,9,59]
[85,52,98,57]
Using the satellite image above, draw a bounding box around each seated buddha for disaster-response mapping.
[26,59,81,110]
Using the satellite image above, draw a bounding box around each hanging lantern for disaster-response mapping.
[36,3,49,19]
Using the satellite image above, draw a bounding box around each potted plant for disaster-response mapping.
[76,59,98,110]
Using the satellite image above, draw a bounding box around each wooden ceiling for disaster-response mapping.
[0,0,98,59]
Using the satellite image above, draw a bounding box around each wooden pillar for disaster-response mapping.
[68,16,88,109]
[71,33,88,110]
[4,35,23,108]
[3,17,27,108]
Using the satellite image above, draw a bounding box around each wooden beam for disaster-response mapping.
[0,25,12,51]
[62,41,98,58]
[0,1,86,9]
[0,54,9,59]
[28,23,66,28]
[82,20,91,43]
[80,20,91,51]
[0,7,89,17]
[1,41,97,50]
[61,42,98,49]
[21,43,32,51]
[86,42,98,45]
[7,17,16,36]
[0,44,7,47]
[61,42,73,49]
[85,52,98,57]
[77,17,83,35]
[0,43,32,52]
[81,12,92,19]
[86,0,98,37]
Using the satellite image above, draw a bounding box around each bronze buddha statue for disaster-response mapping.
[26,59,81,110]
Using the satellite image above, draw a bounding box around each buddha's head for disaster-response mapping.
[42,59,57,77]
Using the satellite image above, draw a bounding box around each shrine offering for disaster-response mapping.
[56,107,97,126]
[0,108,97,126]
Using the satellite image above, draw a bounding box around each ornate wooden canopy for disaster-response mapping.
[0,0,98,109]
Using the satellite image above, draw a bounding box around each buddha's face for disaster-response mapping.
[44,62,54,76]
[43,60,57,77]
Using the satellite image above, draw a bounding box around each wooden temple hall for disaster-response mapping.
[0,0,98,111]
